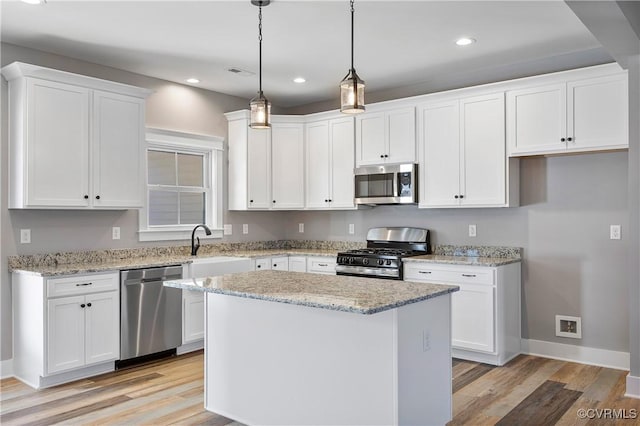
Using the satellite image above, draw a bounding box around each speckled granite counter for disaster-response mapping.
[164,270,458,315]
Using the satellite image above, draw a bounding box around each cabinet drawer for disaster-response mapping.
[271,256,289,271]
[254,258,272,271]
[307,257,336,275]
[404,265,494,285]
[47,272,119,298]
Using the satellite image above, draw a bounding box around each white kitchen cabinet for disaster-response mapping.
[306,257,337,275]
[305,116,355,209]
[226,111,304,210]
[183,290,205,344]
[1,62,150,209]
[355,107,416,166]
[12,271,120,388]
[419,92,519,208]
[253,257,273,271]
[404,261,521,366]
[507,70,628,156]
[271,256,289,271]
[289,256,307,272]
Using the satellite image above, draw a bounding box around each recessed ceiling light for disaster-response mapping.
[21,0,46,4]
[293,77,306,84]
[186,78,200,84]
[456,37,476,46]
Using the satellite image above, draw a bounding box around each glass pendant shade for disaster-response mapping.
[250,91,271,129]
[340,69,365,114]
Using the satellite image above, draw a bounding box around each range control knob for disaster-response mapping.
[386,259,392,266]
[362,258,369,265]
[377,259,384,265]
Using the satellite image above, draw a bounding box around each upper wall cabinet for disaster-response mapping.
[506,67,628,156]
[1,62,151,209]
[419,93,518,208]
[305,115,356,210]
[226,111,304,211]
[355,106,416,166]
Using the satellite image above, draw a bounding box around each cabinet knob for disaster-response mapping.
[324,199,328,202]
[329,199,332,202]
[87,302,92,307]
[454,195,459,199]
[459,195,464,199]
[384,154,389,158]
[273,264,277,267]
[95,195,101,200]
[380,154,384,158]
[561,138,566,142]
[80,304,86,308]
[273,200,276,203]
[250,199,254,203]
[83,195,89,200]
[257,264,261,268]
[567,137,573,142]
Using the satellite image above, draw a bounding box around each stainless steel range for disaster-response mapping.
[336,227,430,280]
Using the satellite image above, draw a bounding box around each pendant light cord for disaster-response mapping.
[350,0,355,71]
[258,4,263,93]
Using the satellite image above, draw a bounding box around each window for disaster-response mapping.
[139,128,224,242]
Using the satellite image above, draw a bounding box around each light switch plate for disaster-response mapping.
[298,223,304,233]
[223,224,233,235]
[469,224,477,237]
[610,225,621,240]
[242,224,249,235]
[348,224,355,235]
[112,227,120,240]
[20,229,31,244]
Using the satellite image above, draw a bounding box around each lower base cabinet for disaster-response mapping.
[183,290,205,344]
[404,261,521,366]
[12,271,120,389]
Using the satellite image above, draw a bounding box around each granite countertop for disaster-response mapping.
[164,270,459,315]
[403,254,521,267]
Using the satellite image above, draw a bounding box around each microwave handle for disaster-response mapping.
[393,172,400,197]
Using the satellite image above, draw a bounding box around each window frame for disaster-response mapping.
[139,128,224,242]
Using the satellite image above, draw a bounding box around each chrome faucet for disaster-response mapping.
[191,224,212,256]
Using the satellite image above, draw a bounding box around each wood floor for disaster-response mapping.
[1,351,639,425]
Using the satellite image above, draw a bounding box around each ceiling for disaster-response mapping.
[1,0,606,108]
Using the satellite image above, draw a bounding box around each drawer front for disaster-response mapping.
[271,256,289,271]
[254,258,272,271]
[47,272,119,298]
[307,257,336,275]
[404,265,494,285]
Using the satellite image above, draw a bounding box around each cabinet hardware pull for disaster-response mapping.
[561,137,566,142]
[95,195,100,200]
[380,154,384,158]
[75,282,93,286]
[567,137,573,142]
[384,154,389,158]
[273,200,276,203]
[273,264,277,267]
[83,195,89,199]
[460,195,464,199]
[250,199,254,203]
[419,271,432,274]
[257,265,261,268]
[80,304,86,308]
[454,195,459,199]
[462,274,476,277]
[318,263,328,267]
[328,199,332,202]
[87,303,92,307]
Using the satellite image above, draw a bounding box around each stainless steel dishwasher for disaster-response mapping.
[119,265,183,362]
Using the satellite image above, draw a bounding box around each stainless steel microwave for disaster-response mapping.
[354,163,418,205]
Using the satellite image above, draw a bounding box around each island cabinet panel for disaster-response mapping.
[12,271,120,389]
[355,106,416,166]
[404,261,521,366]
[2,62,150,209]
[507,68,628,156]
[204,291,452,425]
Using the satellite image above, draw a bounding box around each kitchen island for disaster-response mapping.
[165,270,458,426]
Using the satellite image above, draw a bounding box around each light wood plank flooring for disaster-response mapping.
[1,351,639,425]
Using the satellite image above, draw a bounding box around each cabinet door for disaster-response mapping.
[92,91,145,208]
[460,93,506,206]
[254,258,272,271]
[26,79,90,207]
[355,112,386,166]
[47,296,85,374]
[288,256,307,272]
[271,256,289,271]
[305,121,331,208]
[84,292,119,365]
[567,74,628,151]
[329,117,356,209]
[387,107,416,163]
[451,283,495,353]
[420,100,461,207]
[247,128,271,209]
[506,83,567,155]
[271,123,304,209]
[183,290,205,344]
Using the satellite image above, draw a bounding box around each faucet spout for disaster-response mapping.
[191,224,212,256]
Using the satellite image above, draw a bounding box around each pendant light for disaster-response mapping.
[250,0,271,128]
[340,0,365,114]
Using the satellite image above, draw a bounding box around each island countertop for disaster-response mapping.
[164,270,458,315]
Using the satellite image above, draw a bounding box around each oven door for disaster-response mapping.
[354,164,417,205]
[335,264,401,280]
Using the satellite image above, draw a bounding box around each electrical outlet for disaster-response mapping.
[112,227,120,240]
[348,223,355,235]
[298,223,304,233]
[20,229,31,244]
[469,224,477,237]
[242,224,249,235]
[610,225,621,240]
[422,330,431,352]
[223,224,233,235]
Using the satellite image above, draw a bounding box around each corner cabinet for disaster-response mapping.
[226,111,304,211]
[419,92,519,208]
[507,65,628,156]
[12,271,120,389]
[355,106,416,166]
[404,262,521,366]
[305,115,356,209]
[1,62,151,209]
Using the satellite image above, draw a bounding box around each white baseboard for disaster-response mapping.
[1,359,14,379]
[626,374,640,399]
[521,339,630,371]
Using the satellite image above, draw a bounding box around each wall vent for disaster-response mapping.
[227,67,255,77]
[555,315,582,339]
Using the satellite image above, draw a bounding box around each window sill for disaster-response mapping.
[138,228,224,242]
